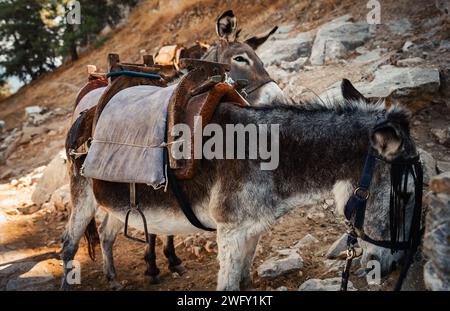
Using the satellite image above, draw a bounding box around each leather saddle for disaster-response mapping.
[167,58,249,180]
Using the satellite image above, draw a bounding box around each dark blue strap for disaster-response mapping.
[358,150,376,191]
[106,70,161,80]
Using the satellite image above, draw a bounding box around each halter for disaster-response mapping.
[340,115,424,291]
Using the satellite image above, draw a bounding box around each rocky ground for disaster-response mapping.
[0,0,449,291]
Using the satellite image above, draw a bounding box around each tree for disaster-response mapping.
[60,0,138,61]
[0,0,60,82]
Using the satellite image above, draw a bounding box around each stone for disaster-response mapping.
[310,14,371,65]
[402,41,415,52]
[17,204,40,215]
[204,240,217,253]
[275,286,288,291]
[386,18,412,35]
[31,150,68,206]
[430,127,450,146]
[326,233,349,259]
[417,148,438,185]
[279,57,308,72]
[437,161,450,173]
[5,261,55,291]
[25,106,45,116]
[324,259,345,273]
[49,184,71,212]
[257,30,315,66]
[19,126,48,145]
[298,277,356,291]
[351,48,386,65]
[292,234,319,249]
[0,168,13,179]
[423,172,450,290]
[257,252,303,278]
[320,65,441,113]
[397,57,425,67]
[0,120,4,133]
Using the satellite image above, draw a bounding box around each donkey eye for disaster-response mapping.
[233,56,249,64]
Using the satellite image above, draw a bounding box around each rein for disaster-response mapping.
[340,136,424,291]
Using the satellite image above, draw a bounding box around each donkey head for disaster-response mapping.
[202,10,285,106]
[342,79,417,162]
[341,79,420,276]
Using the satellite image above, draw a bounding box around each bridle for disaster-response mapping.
[340,114,424,291]
[208,43,275,99]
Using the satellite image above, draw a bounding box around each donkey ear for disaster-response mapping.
[341,79,367,102]
[245,26,278,50]
[371,125,402,160]
[216,10,237,42]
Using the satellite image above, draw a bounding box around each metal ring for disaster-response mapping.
[354,187,370,200]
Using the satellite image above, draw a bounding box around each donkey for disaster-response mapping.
[65,10,285,289]
[62,79,420,290]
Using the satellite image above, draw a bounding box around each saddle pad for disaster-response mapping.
[82,84,177,187]
[72,86,107,122]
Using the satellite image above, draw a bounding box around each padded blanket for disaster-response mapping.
[72,86,106,122]
[82,84,177,188]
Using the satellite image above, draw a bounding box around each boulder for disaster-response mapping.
[31,150,68,206]
[325,233,349,259]
[423,172,450,290]
[49,184,71,213]
[430,127,450,146]
[417,148,438,185]
[310,14,372,65]
[257,30,314,67]
[386,18,412,35]
[257,251,303,278]
[320,65,441,113]
[292,234,319,249]
[298,277,356,291]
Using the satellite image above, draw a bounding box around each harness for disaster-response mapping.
[340,115,424,291]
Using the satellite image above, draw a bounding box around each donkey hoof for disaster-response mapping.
[110,281,124,291]
[148,276,160,285]
[170,264,187,275]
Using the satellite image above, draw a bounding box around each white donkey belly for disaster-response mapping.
[108,204,216,236]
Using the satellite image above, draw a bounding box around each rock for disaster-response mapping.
[417,148,438,185]
[292,234,319,249]
[324,259,345,273]
[19,126,48,145]
[437,161,450,173]
[257,30,314,67]
[402,41,415,52]
[192,246,202,258]
[298,277,356,291]
[5,261,55,290]
[25,106,45,116]
[257,252,303,278]
[0,120,4,133]
[310,14,371,65]
[204,240,217,253]
[326,233,349,259]
[49,184,71,212]
[430,127,450,146]
[0,129,22,164]
[279,57,308,72]
[0,168,13,179]
[275,286,288,291]
[17,204,40,215]
[423,172,450,290]
[31,150,68,206]
[352,48,386,65]
[436,0,450,16]
[397,57,425,67]
[320,65,441,113]
[386,18,412,35]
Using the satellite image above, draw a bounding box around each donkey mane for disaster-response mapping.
[225,97,411,125]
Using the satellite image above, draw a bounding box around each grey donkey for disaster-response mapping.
[61,79,421,290]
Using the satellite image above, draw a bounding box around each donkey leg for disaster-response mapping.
[97,209,123,290]
[216,226,249,291]
[61,175,96,290]
[144,234,160,284]
[163,235,186,275]
[240,234,260,290]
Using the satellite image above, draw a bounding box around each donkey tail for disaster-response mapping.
[84,219,100,261]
